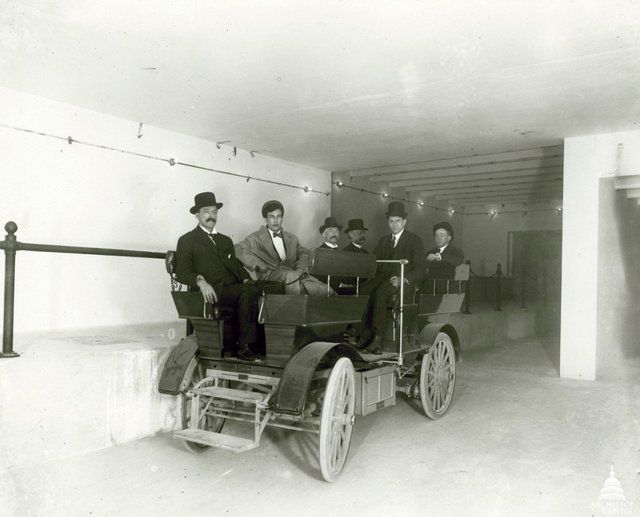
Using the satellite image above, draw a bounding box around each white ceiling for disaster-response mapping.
[1,0,639,177]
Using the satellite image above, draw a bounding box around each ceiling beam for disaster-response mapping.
[403,174,562,192]
[390,167,562,188]
[339,145,563,178]
[424,180,563,197]
[369,157,564,183]
[614,175,640,190]
[624,188,640,198]
[455,193,564,204]
[436,187,564,201]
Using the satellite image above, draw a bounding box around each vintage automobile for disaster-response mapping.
[159,248,468,482]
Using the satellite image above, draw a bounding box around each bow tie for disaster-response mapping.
[272,231,283,239]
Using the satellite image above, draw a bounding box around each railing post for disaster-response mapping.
[462,260,471,314]
[1,221,19,358]
[521,264,527,309]
[495,263,502,311]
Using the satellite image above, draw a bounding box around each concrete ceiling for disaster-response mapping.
[1,0,639,187]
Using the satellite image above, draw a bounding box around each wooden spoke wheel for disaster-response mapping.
[420,332,456,419]
[319,357,356,482]
[180,357,226,453]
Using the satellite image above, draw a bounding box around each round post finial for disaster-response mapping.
[5,221,17,235]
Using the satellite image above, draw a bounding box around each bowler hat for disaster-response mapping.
[433,221,454,238]
[261,200,285,218]
[386,201,407,218]
[319,217,343,234]
[344,218,368,233]
[190,192,223,214]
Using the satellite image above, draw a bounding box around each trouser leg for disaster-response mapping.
[264,268,303,295]
[219,283,259,347]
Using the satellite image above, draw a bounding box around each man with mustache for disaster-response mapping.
[175,192,260,361]
[314,217,343,291]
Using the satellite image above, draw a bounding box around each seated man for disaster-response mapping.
[426,221,464,279]
[314,217,343,291]
[235,200,327,296]
[358,202,426,354]
[342,218,370,288]
[176,192,260,361]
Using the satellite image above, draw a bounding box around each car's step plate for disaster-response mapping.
[174,429,257,453]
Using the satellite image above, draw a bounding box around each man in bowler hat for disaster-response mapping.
[342,218,369,288]
[358,202,426,354]
[314,217,343,292]
[176,192,261,361]
[235,200,327,295]
[426,221,464,279]
[343,218,369,255]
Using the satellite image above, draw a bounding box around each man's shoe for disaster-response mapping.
[236,346,260,362]
[366,335,384,355]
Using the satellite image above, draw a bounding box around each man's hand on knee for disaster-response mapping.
[196,275,218,304]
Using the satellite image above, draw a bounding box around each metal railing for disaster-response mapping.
[0,221,166,358]
[463,261,548,313]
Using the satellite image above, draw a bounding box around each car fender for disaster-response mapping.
[272,341,364,415]
[158,334,198,395]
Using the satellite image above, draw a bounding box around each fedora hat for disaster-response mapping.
[386,201,407,218]
[319,216,343,234]
[190,192,223,214]
[344,218,368,233]
[433,221,454,238]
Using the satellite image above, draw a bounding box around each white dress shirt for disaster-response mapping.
[269,229,287,261]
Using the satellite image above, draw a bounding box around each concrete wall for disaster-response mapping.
[561,129,640,380]
[596,178,640,382]
[462,209,562,277]
[330,174,463,253]
[0,87,331,333]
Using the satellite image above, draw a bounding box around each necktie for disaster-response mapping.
[392,235,397,248]
[206,233,216,244]
[272,231,283,239]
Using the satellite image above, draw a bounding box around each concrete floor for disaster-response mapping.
[2,337,638,517]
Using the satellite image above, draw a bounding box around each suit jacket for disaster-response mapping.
[176,226,250,292]
[342,242,369,255]
[235,226,311,277]
[342,242,369,286]
[371,230,426,286]
[426,244,464,279]
[315,242,342,289]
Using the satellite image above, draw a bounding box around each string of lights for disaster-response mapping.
[0,123,331,196]
[333,180,561,218]
[333,180,455,214]
[2,123,563,217]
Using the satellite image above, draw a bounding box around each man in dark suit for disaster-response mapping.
[342,218,369,289]
[358,202,426,354]
[426,221,464,279]
[176,192,260,361]
[314,216,344,291]
[343,218,369,255]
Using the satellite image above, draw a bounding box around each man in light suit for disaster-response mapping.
[176,192,260,361]
[235,200,327,295]
[358,202,426,354]
[426,221,464,279]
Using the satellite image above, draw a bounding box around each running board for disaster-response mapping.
[193,386,267,404]
[174,429,257,453]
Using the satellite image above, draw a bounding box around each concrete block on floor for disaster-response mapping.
[0,322,184,471]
